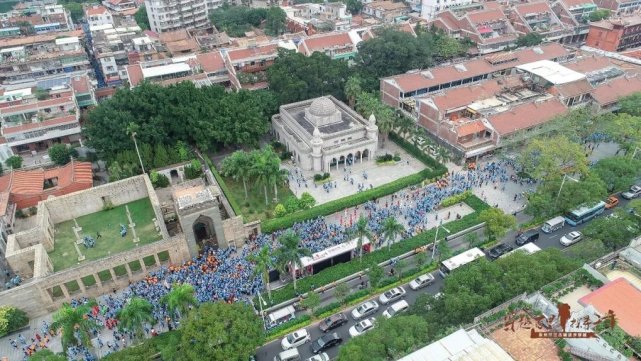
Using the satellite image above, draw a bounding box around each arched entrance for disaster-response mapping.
[330,158,337,171]
[355,151,361,163]
[346,153,354,166]
[362,149,370,161]
[339,155,346,167]
[192,215,218,250]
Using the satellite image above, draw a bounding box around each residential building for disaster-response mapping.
[70,74,96,108]
[297,31,361,61]
[517,60,594,107]
[420,0,475,20]
[89,23,143,86]
[551,0,597,42]
[594,0,641,14]
[157,28,199,56]
[0,31,92,89]
[506,1,570,42]
[579,277,641,337]
[223,43,280,90]
[86,6,114,28]
[102,0,137,14]
[380,43,571,110]
[430,8,518,54]
[362,1,410,23]
[586,15,641,51]
[0,4,74,36]
[590,74,641,110]
[359,22,417,40]
[284,2,353,34]
[144,0,222,33]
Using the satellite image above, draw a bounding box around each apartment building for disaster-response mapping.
[586,15,641,51]
[297,31,362,61]
[224,44,280,90]
[420,0,475,20]
[144,0,222,33]
[594,0,641,14]
[86,6,114,28]
[284,2,353,34]
[0,4,74,37]
[430,8,518,54]
[507,1,570,42]
[362,1,410,23]
[0,31,92,89]
[102,0,137,14]
[89,23,143,86]
[551,0,597,43]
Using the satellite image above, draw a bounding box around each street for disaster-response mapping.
[256,198,626,361]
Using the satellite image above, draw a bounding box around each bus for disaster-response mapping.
[500,243,541,259]
[438,247,485,277]
[564,201,606,226]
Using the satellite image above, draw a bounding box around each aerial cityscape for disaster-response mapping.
[0,0,641,359]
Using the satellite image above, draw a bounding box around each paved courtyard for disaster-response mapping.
[282,141,425,205]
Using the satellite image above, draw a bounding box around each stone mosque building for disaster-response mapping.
[272,96,379,173]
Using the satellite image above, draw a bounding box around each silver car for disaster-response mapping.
[351,300,379,320]
[409,273,435,290]
[379,286,406,305]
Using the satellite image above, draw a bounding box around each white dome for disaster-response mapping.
[308,97,336,117]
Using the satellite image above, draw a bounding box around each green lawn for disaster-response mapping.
[223,176,296,222]
[48,198,160,271]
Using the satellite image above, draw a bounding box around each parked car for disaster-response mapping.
[409,273,435,290]
[560,231,583,246]
[515,230,540,246]
[349,317,376,337]
[382,300,409,319]
[319,313,348,333]
[605,195,619,209]
[379,286,406,305]
[310,333,342,354]
[622,185,641,200]
[305,353,330,361]
[281,329,311,350]
[487,243,514,259]
[351,301,379,320]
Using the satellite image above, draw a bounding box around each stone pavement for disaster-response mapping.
[282,141,425,205]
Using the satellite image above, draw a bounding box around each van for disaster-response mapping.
[274,348,301,361]
[541,216,565,233]
[515,229,540,246]
[267,305,296,329]
[382,300,409,319]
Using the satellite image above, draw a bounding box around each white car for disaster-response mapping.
[348,317,376,337]
[281,328,311,350]
[351,300,379,320]
[305,353,330,361]
[560,231,583,246]
[379,286,406,305]
[622,185,641,199]
[382,300,409,319]
[409,273,435,290]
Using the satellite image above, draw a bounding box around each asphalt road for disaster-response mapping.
[256,199,627,361]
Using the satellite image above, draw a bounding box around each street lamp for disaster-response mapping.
[431,221,451,260]
[556,174,580,203]
[257,293,268,331]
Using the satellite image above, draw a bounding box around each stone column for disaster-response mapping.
[140,259,147,273]
[154,254,161,266]
[60,284,70,299]
[93,273,102,288]
[109,268,117,282]
[77,278,86,293]
[125,263,133,279]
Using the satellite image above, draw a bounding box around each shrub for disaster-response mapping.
[184,159,203,179]
[440,190,473,208]
[5,155,23,170]
[377,153,394,162]
[274,204,287,218]
[284,197,300,213]
[313,173,330,182]
[343,289,370,304]
[150,171,170,188]
[313,302,342,318]
[280,151,293,161]
[298,192,316,210]
[388,132,444,169]
[0,306,29,337]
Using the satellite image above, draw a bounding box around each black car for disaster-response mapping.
[319,313,348,332]
[487,243,514,259]
[516,230,539,246]
[311,333,343,354]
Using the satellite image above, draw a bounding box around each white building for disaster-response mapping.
[272,96,378,173]
[144,0,222,33]
[85,6,114,28]
[421,0,475,20]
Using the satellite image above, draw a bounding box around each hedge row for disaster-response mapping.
[440,190,473,208]
[207,159,243,217]
[261,195,489,306]
[388,132,447,171]
[0,306,28,338]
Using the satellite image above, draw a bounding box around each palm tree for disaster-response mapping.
[117,297,155,342]
[353,215,373,263]
[221,151,251,200]
[377,107,395,148]
[270,168,288,202]
[435,147,451,164]
[396,115,416,139]
[51,302,96,352]
[250,149,272,206]
[248,245,275,301]
[161,283,197,318]
[344,76,362,109]
[126,122,145,173]
[381,216,404,252]
[276,230,311,291]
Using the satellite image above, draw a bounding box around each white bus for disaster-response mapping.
[438,247,485,277]
[294,237,371,276]
[500,243,542,259]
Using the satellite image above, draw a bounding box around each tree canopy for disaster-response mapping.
[582,210,639,251]
[526,174,607,219]
[519,135,589,180]
[589,9,611,22]
[179,302,264,361]
[516,33,543,47]
[264,7,287,36]
[478,208,516,240]
[134,5,150,30]
[618,92,641,116]
[267,49,351,104]
[591,156,641,192]
[85,82,274,159]
[209,5,267,37]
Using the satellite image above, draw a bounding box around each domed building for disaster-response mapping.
[272,95,378,173]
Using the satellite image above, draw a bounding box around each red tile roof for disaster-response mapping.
[564,55,614,73]
[86,6,109,16]
[126,64,144,86]
[71,76,90,94]
[196,51,226,73]
[227,44,279,62]
[0,93,75,115]
[591,76,641,106]
[457,120,486,137]
[299,32,354,55]
[384,43,570,93]
[2,115,78,135]
[487,98,567,135]
[579,277,641,337]
[430,80,503,111]
[467,8,507,24]
[514,1,553,16]
[550,78,593,98]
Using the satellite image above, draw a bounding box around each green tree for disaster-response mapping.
[161,283,197,318]
[526,174,607,218]
[353,215,373,263]
[592,156,641,192]
[298,192,316,209]
[248,245,275,301]
[519,136,588,180]
[300,291,321,313]
[274,204,287,217]
[337,315,430,361]
[415,250,428,267]
[48,144,73,165]
[582,212,638,251]
[264,7,286,36]
[5,155,22,170]
[618,92,641,116]
[0,306,28,337]
[366,262,384,288]
[603,113,641,150]
[344,76,362,109]
[27,350,67,361]
[184,159,202,179]
[284,197,299,213]
[117,297,155,342]
[179,302,264,361]
[276,230,311,291]
[150,171,170,188]
[381,216,404,252]
[250,147,281,205]
[516,33,543,47]
[108,161,125,182]
[134,5,150,30]
[478,208,517,240]
[210,5,267,37]
[344,0,363,14]
[51,302,96,352]
[153,143,170,168]
[589,9,611,22]
[334,282,350,304]
[64,3,83,22]
[566,238,607,263]
[221,151,254,200]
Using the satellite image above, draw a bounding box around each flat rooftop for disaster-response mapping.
[173,184,214,210]
[516,60,586,85]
